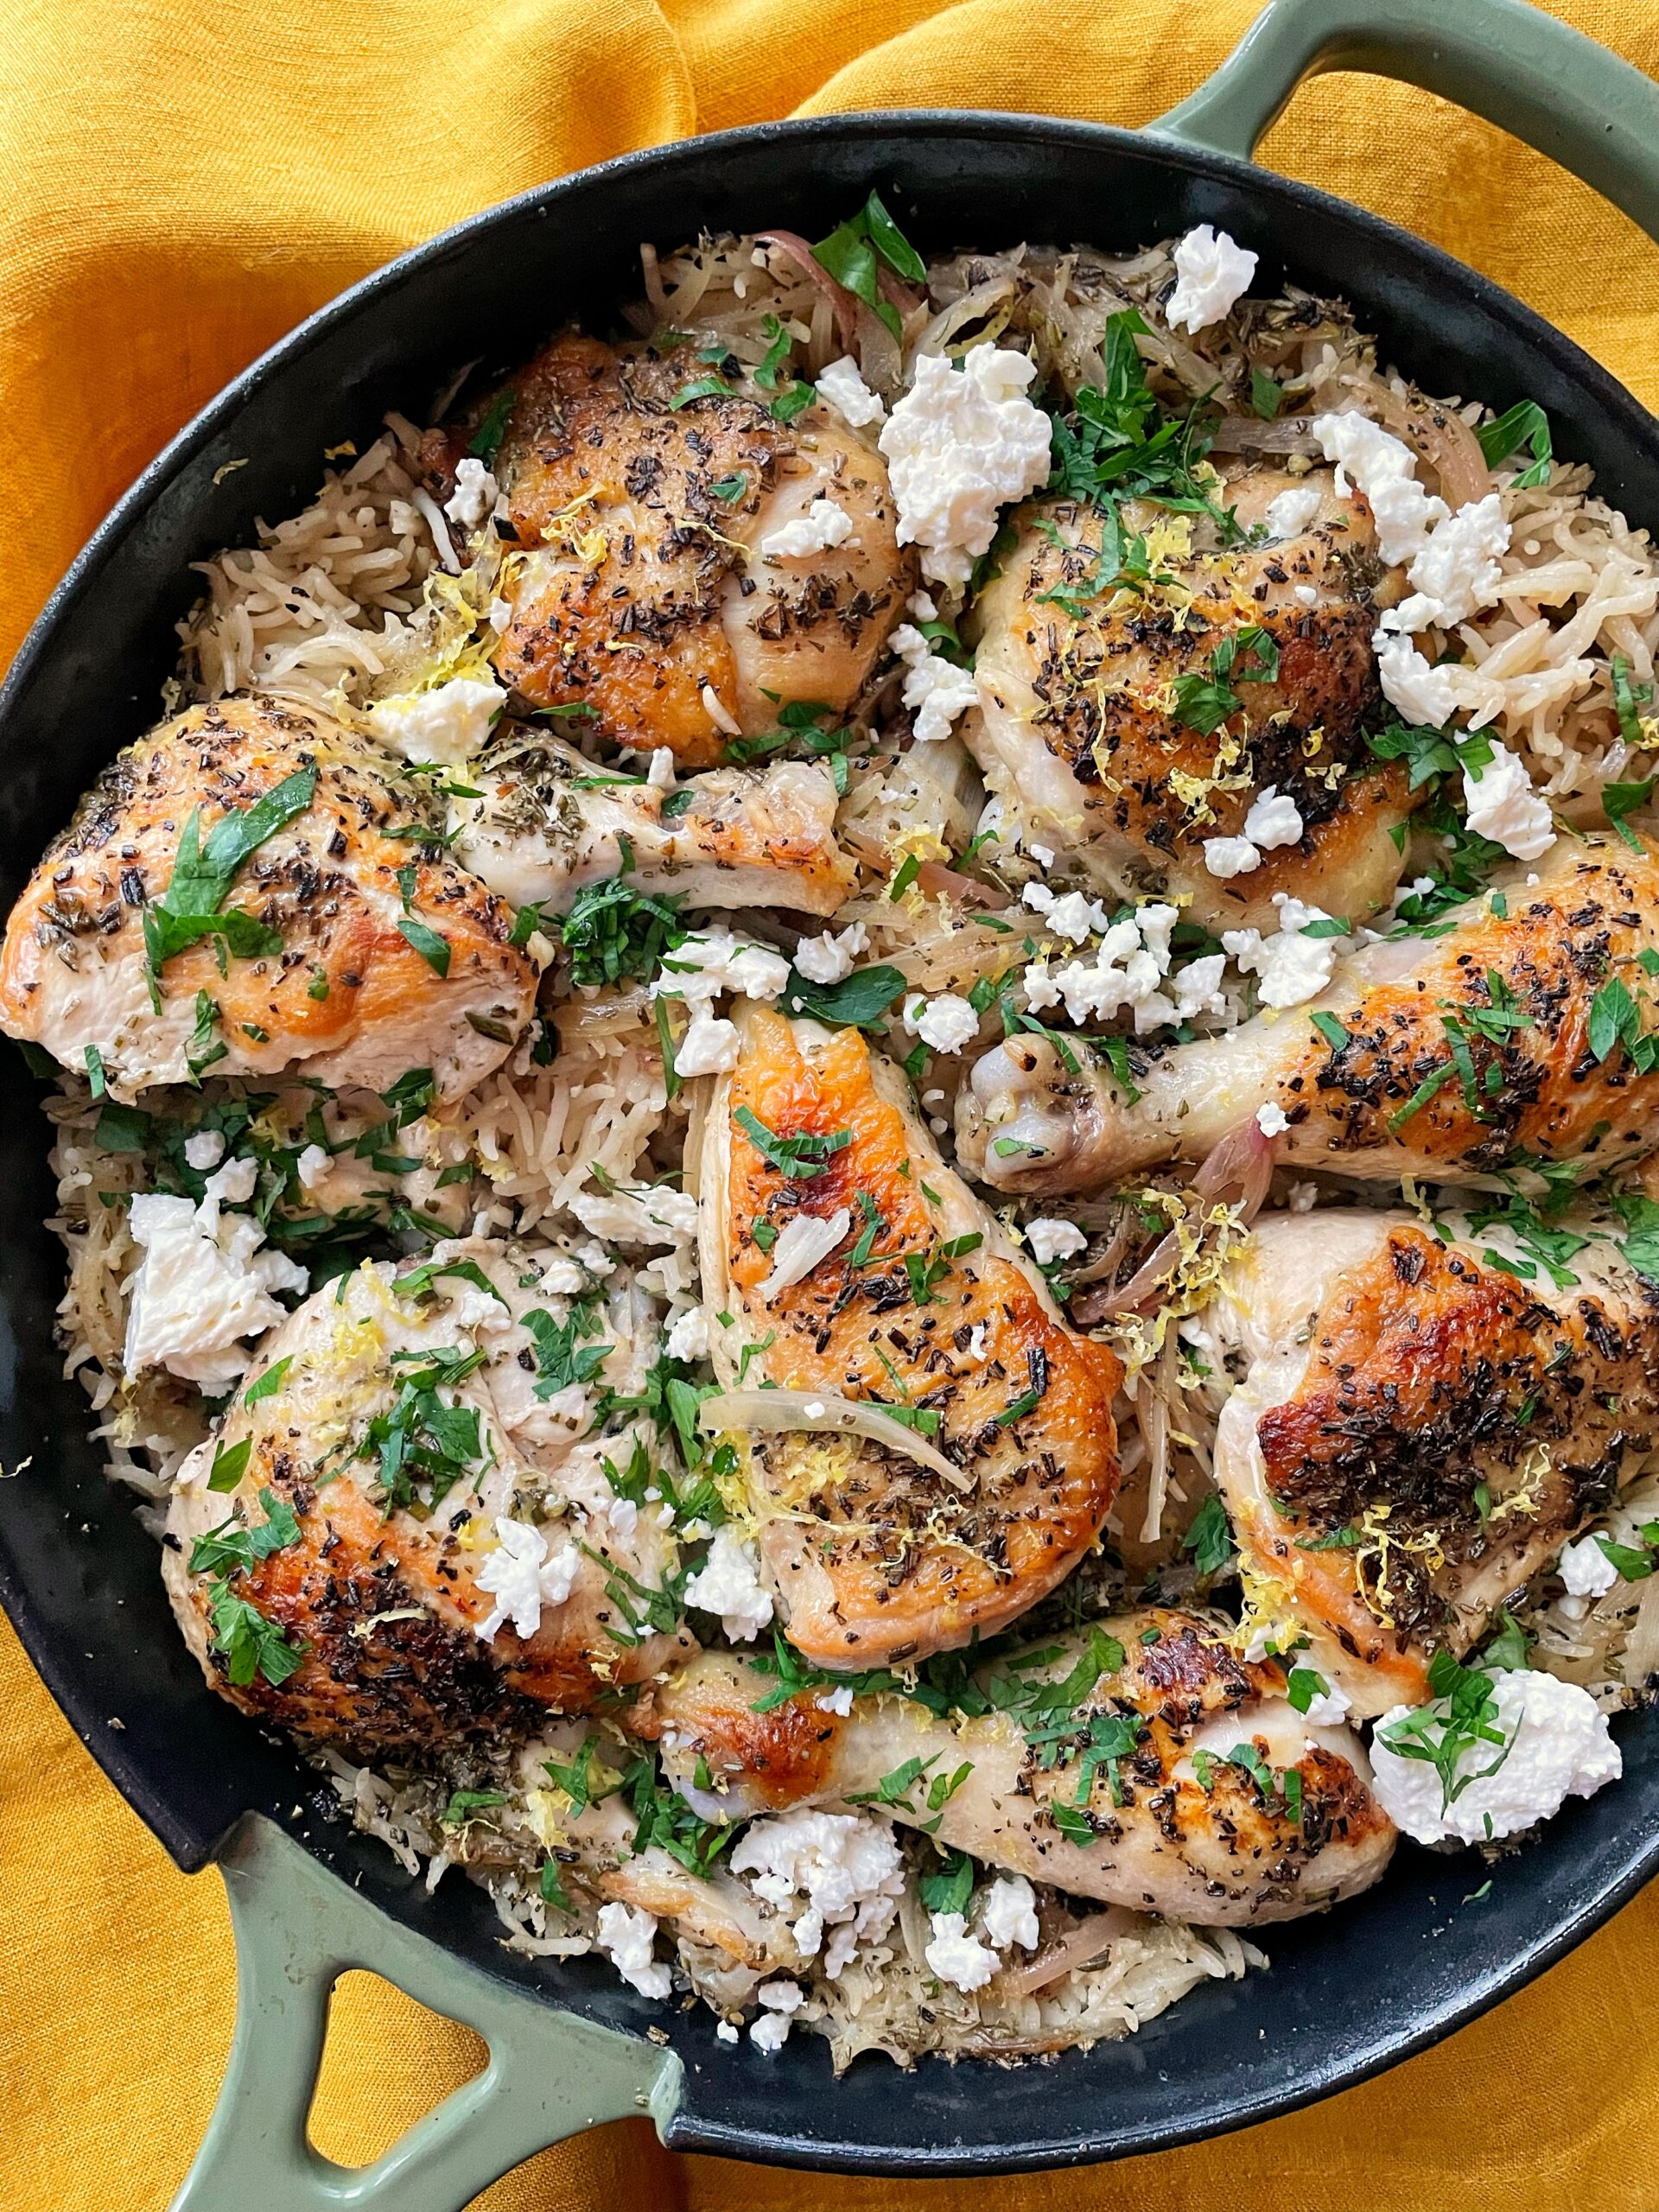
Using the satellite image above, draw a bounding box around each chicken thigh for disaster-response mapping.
[959,836,1659,1196]
[429,334,910,766]
[968,467,1412,932]
[1203,1209,1659,1715]
[0,695,539,1103]
[696,1007,1123,1669]
[633,1611,1395,1927]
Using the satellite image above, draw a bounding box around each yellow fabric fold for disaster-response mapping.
[3,3,1659,2206]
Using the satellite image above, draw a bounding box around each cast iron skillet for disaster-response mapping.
[5,0,1659,2201]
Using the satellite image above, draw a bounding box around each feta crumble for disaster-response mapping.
[1022,901,1212,1033]
[756,1207,851,1300]
[1025,1217,1086,1265]
[595,1902,672,2000]
[1255,1101,1291,1137]
[474,1516,581,1643]
[880,347,1052,588]
[1311,412,1447,569]
[682,1529,774,1642]
[1264,485,1323,541]
[1023,883,1111,943]
[1299,1675,1352,1728]
[889,622,981,743]
[1202,834,1262,880]
[296,1141,331,1192]
[814,355,887,429]
[183,1129,226,1171]
[925,1910,1000,1993]
[816,1685,855,1717]
[443,457,499,530]
[1461,745,1556,862]
[664,1306,710,1363]
[1386,491,1511,632]
[730,1808,906,1972]
[748,2011,791,2054]
[653,930,790,1006]
[792,921,868,986]
[124,1174,308,1394]
[367,675,505,766]
[672,1004,740,1076]
[978,1874,1039,1953]
[1166,226,1258,333]
[760,497,855,562]
[903,992,981,1056]
[1559,1534,1619,1599]
[1223,895,1342,1010]
[1243,785,1304,851]
[1374,632,1462,728]
[1370,1668,1620,1846]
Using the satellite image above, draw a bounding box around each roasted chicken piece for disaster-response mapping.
[448,726,854,917]
[960,836,1659,1196]
[968,467,1413,931]
[696,1007,1123,1669]
[163,1242,692,1756]
[1202,1209,1659,1716]
[634,1611,1395,1927]
[430,334,909,767]
[0,695,538,1103]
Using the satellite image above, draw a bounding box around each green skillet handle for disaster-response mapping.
[168,1815,682,2212]
[1150,0,1659,246]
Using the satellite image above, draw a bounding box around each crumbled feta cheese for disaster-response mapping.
[1264,485,1323,541]
[748,2011,791,2054]
[443,457,499,530]
[124,1186,308,1394]
[1560,1534,1620,1599]
[760,497,855,562]
[1255,1101,1291,1137]
[1288,1180,1319,1212]
[1022,883,1111,943]
[758,1978,804,2013]
[654,929,790,1006]
[672,1004,740,1076]
[595,1902,672,1999]
[1025,1217,1086,1265]
[488,595,512,633]
[1172,953,1228,1021]
[664,1306,709,1363]
[1023,901,1198,1034]
[793,921,868,986]
[1374,632,1462,728]
[889,622,980,743]
[184,1129,226,1171]
[367,676,505,766]
[815,355,887,428]
[683,1528,774,1641]
[1166,226,1258,333]
[1300,1677,1352,1728]
[978,1874,1039,1953]
[474,1516,580,1642]
[1202,834,1262,880]
[1311,413,1447,568]
[1293,582,1319,607]
[1223,895,1341,1011]
[1027,842,1055,868]
[903,992,981,1055]
[925,1910,1000,1993]
[296,1142,331,1192]
[715,2020,740,2044]
[1387,492,1510,632]
[880,347,1052,588]
[646,747,676,791]
[756,1207,851,1300]
[1370,1668,1620,1845]
[1461,745,1556,862]
[571,1185,698,1246]
[1243,786,1304,852]
[731,1808,905,1973]
[816,1685,855,1717]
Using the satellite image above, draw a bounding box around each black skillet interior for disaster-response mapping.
[3,114,1659,2175]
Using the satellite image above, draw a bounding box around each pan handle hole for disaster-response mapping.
[305,1967,488,2169]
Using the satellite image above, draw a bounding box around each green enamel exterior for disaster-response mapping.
[168,1817,679,2212]
[172,4,1659,2203]
[1151,0,1659,245]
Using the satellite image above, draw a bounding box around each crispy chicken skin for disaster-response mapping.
[0,694,539,1103]
[960,836,1659,1195]
[696,1007,1123,1669]
[969,467,1413,931]
[1206,1211,1659,1715]
[428,334,910,766]
[448,726,854,917]
[632,1611,1395,1927]
[162,1245,692,1757]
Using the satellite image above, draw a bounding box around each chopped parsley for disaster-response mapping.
[143,767,316,980]
[733,1105,851,1179]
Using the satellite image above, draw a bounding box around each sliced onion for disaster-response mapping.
[913,858,1009,909]
[1073,1117,1273,1324]
[996,1908,1138,1998]
[1364,382,1491,509]
[698,1387,973,1492]
[1208,415,1322,458]
[756,232,860,353]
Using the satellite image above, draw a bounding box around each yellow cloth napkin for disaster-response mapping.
[4,3,1659,2205]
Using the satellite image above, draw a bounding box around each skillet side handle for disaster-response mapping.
[1150,0,1659,245]
[168,1815,682,2212]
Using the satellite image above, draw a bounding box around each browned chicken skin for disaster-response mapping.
[698,1007,1124,1669]
[429,334,911,766]
[969,467,1414,931]
[0,694,539,1102]
[632,1611,1395,1927]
